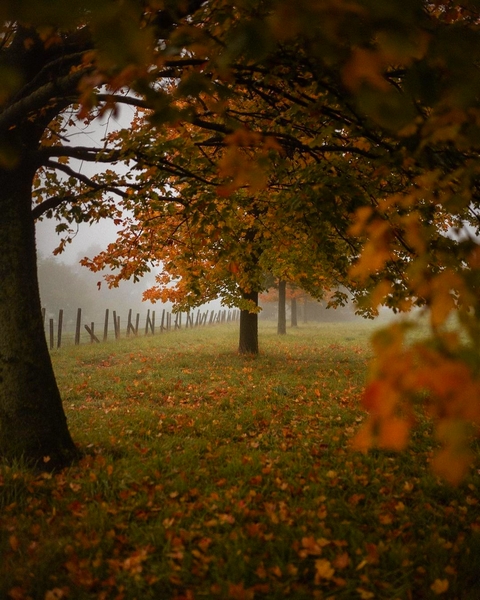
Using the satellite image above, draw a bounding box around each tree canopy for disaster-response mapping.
[0,0,479,478]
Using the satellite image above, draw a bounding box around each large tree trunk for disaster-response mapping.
[238,290,259,355]
[0,161,79,469]
[277,280,287,335]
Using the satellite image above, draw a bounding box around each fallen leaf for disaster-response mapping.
[356,588,375,599]
[431,579,449,594]
[9,535,20,552]
[314,558,335,583]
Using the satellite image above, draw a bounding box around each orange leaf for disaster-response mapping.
[351,421,374,453]
[9,535,20,552]
[333,552,350,570]
[431,448,473,486]
[377,417,410,451]
[431,579,449,595]
[343,48,390,92]
[361,380,398,416]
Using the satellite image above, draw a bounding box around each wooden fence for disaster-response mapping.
[42,307,240,349]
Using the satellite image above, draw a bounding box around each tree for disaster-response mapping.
[0,2,207,466]
[80,38,373,352]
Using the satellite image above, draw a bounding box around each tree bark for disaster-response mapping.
[291,296,298,327]
[277,280,287,335]
[0,160,79,469]
[238,290,259,355]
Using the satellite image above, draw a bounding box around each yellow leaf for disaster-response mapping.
[431,579,449,595]
[356,588,375,599]
[314,558,335,583]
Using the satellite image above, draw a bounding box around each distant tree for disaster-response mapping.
[277,281,287,335]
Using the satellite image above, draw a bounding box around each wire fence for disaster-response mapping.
[42,306,240,349]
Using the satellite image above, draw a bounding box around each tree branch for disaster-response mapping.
[0,68,91,132]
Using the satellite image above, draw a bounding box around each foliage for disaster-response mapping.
[1,323,480,599]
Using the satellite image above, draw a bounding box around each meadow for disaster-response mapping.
[1,321,479,599]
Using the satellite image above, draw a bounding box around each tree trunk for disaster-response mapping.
[277,280,287,335]
[291,296,298,327]
[303,296,308,323]
[0,161,79,469]
[238,290,259,355]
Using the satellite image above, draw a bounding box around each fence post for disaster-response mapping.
[103,309,109,342]
[135,313,140,335]
[145,309,150,335]
[49,318,54,350]
[151,311,155,335]
[127,309,132,337]
[113,310,120,339]
[42,307,46,324]
[161,309,165,332]
[57,309,63,348]
[75,308,82,345]
[84,323,100,343]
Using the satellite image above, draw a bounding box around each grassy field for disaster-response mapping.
[1,321,479,599]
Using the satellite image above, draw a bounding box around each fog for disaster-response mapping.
[35,218,225,341]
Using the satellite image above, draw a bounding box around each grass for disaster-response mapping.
[1,321,479,600]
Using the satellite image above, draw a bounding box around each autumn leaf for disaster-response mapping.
[343,48,391,92]
[430,579,449,594]
[431,448,473,486]
[9,535,20,552]
[377,417,410,451]
[332,552,350,570]
[44,589,68,600]
[356,589,375,600]
[314,558,335,583]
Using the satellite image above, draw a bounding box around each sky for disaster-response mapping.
[36,216,120,265]
[35,103,136,265]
